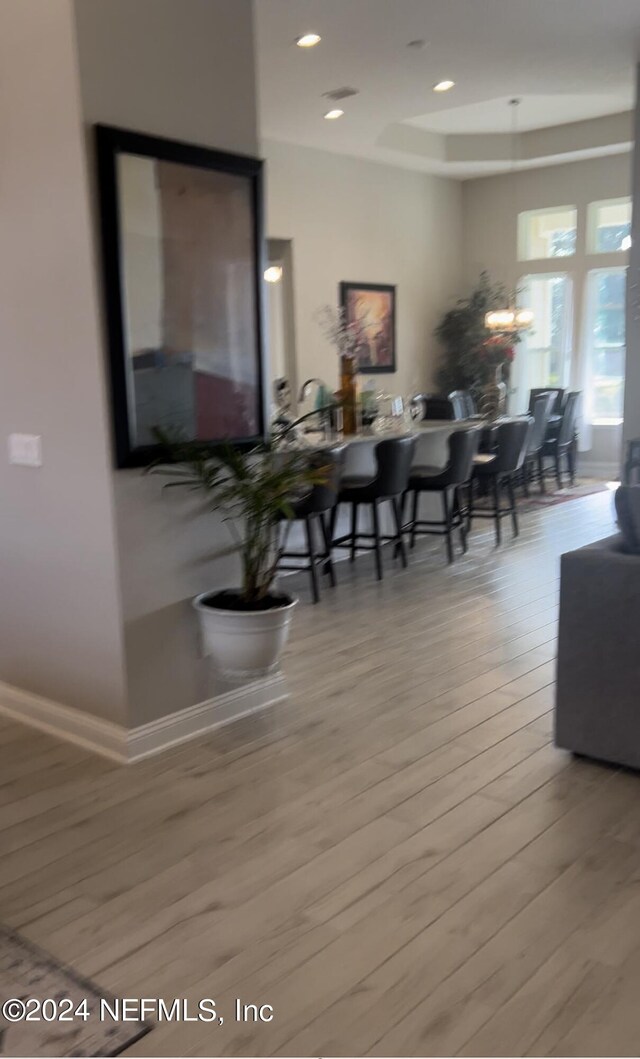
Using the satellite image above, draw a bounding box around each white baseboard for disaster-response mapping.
[127,673,288,762]
[0,681,127,761]
[0,674,288,764]
[578,460,619,480]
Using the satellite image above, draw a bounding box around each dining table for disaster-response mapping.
[289,418,490,551]
[281,413,537,564]
[299,418,485,477]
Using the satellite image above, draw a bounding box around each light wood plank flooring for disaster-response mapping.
[2,489,638,1057]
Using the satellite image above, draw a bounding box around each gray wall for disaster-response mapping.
[0,0,460,732]
[73,0,258,157]
[73,0,260,726]
[0,0,127,724]
[264,139,464,399]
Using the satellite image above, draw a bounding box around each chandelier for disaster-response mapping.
[485,306,534,332]
[485,99,533,334]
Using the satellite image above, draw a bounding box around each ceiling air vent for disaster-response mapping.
[322,87,359,102]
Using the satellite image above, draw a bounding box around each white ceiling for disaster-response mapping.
[255,0,640,178]
[407,94,630,135]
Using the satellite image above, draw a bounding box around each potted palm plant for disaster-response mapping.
[150,432,326,680]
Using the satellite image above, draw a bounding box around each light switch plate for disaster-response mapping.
[8,433,43,467]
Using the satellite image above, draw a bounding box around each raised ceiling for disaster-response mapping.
[255,0,640,178]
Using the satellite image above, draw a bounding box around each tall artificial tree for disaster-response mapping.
[434,272,521,394]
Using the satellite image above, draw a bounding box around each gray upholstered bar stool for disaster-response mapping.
[404,427,480,563]
[276,446,345,604]
[470,418,533,544]
[330,436,416,580]
[540,390,581,489]
[448,390,477,419]
[522,391,555,495]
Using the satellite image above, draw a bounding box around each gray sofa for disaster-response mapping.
[555,533,640,770]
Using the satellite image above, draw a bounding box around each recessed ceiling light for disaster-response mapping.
[264,265,283,284]
[296,33,321,48]
[433,80,455,92]
[324,109,344,120]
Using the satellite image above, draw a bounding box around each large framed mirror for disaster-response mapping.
[95,124,267,467]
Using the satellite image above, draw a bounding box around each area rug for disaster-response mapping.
[0,927,149,1057]
[518,478,612,510]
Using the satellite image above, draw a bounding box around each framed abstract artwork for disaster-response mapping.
[95,124,267,467]
[340,281,396,374]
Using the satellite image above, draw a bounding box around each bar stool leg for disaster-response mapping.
[507,476,519,537]
[329,503,339,545]
[394,490,409,558]
[371,500,383,580]
[442,488,454,564]
[319,512,336,587]
[567,445,575,485]
[325,504,338,575]
[350,503,358,562]
[304,516,320,604]
[391,496,407,569]
[456,486,468,553]
[493,476,502,546]
[410,490,419,550]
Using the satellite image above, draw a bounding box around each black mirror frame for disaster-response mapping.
[95,123,268,468]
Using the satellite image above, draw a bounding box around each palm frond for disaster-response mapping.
[149,428,328,604]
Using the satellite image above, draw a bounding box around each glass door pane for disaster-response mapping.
[586,268,626,423]
[514,274,573,410]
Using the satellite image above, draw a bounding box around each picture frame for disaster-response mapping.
[95,124,268,468]
[340,281,397,374]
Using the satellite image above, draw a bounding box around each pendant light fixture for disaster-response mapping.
[485,99,534,333]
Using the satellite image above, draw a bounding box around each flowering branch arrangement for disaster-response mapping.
[480,335,516,369]
[316,305,360,358]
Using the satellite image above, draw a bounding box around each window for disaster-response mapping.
[587,198,632,254]
[585,268,626,423]
[515,274,573,408]
[518,206,577,261]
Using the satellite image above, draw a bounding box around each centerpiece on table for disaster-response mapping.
[477,334,516,419]
[317,306,362,435]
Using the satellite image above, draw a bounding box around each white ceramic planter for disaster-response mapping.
[193,591,298,680]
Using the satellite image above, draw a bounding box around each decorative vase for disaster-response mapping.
[478,364,508,421]
[339,352,359,435]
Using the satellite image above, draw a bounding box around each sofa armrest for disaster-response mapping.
[555,534,640,769]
